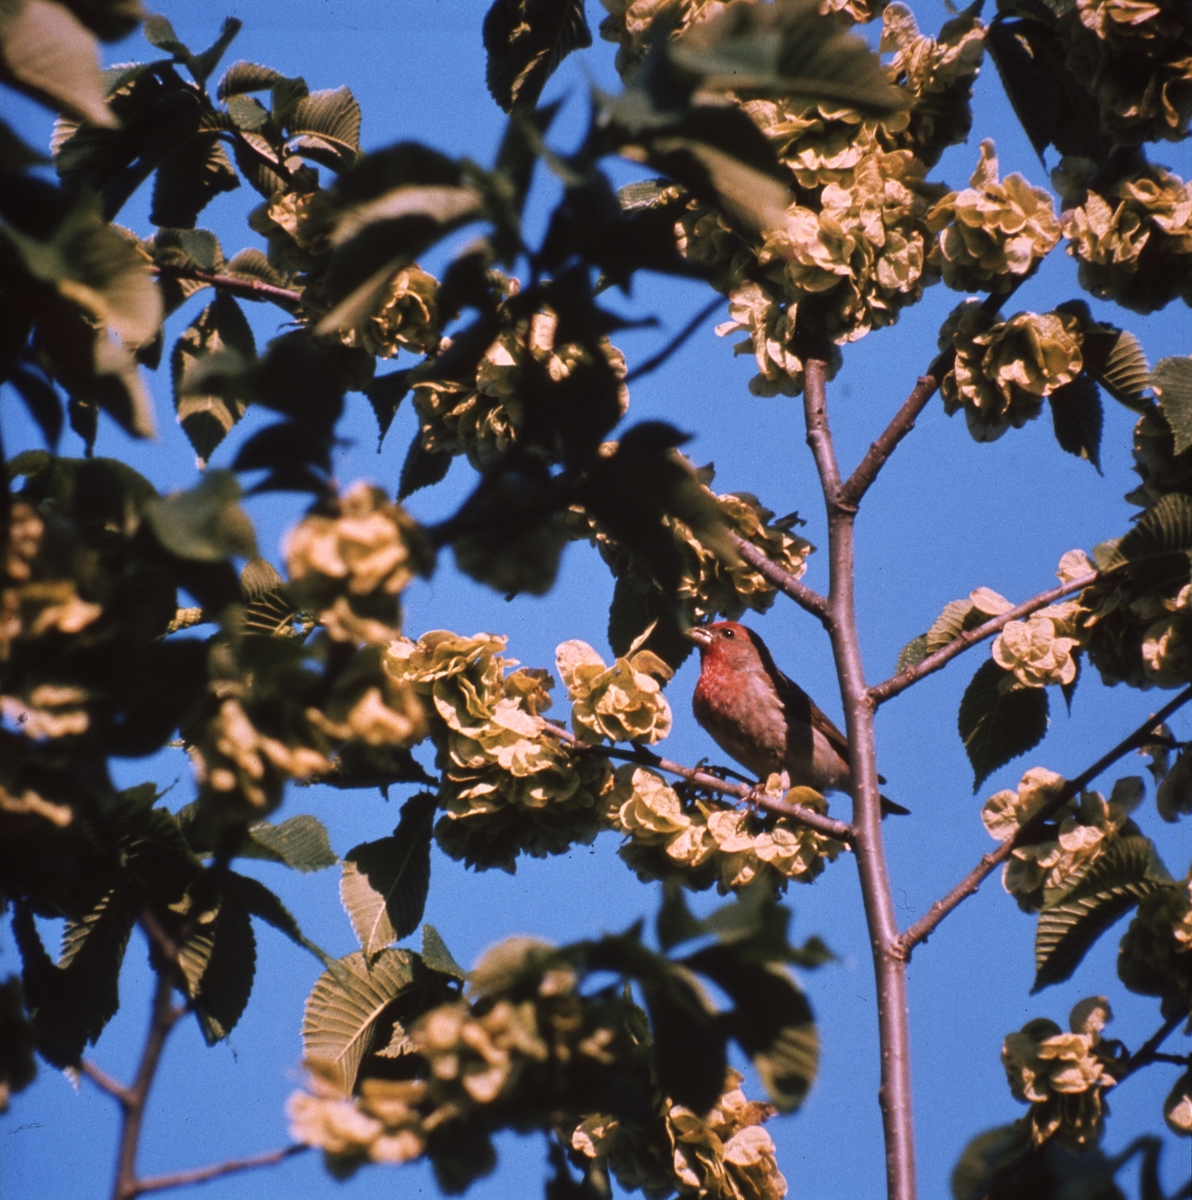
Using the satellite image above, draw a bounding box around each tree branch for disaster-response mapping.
[150,264,303,312]
[869,571,1100,705]
[892,685,1192,960]
[729,533,832,628]
[81,1059,134,1108]
[803,358,916,1200]
[624,296,723,384]
[113,970,183,1200]
[1116,1010,1188,1083]
[540,721,853,842]
[837,278,1029,510]
[132,1145,309,1196]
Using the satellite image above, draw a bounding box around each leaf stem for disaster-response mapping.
[150,264,303,312]
[869,572,1100,705]
[540,721,853,842]
[892,685,1192,960]
[1116,1010,1188,1082]
[803,358,916,1200]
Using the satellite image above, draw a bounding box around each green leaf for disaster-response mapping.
[245,815,337,872]
[1047,373,1103,472]
[398,430,452,499]
[142,13,188,56]
[1083,326,1151,412]
[224,247,285,291]
[420,925,467,981]
[341,792,436,956]
[689,946,817,1111]
[984,17,1056,165]
[657,881,706,952]
[146,469,258,561]
[669,0,906,112]
[925,598,979,653]
[287,86,361,162]
[1152,356,1192,455]
[958,659,1050,791]
[482,0,592,113]
[218,59,285,99]
[301,948,417,1093]
[222,871,336,968]
[171,294,254,464]
[12,893,133,1067]
[150,135,240,229]
[896,633,928,674]
[1032,836,1167,992]
[181,899,256,1044]
[1116,492,1192,566]
[0,0,117,126]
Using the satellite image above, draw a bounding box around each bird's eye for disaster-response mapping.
[722,628,735,639]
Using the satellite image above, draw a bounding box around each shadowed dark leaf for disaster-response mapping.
[399,430,452,499]
[1048,373,1102,472]
[483,0,591,112]
[958,659,1049,791]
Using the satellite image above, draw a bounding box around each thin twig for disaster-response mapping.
[729,534,832,628]
[1115,1010,1188,1083]
[133,1145,309,1196]
[150,265,303,312]
[81,1059,134,1108]
[803,357,916,1200]
[540,721,853,842]
[624,296,724,384]
[837,278,1028,510]
[870,571,1100,705]
[892,686,1192,960]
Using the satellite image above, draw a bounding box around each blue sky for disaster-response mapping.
[1,2,1190,1197]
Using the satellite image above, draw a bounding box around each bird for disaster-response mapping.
[688,620,908,816]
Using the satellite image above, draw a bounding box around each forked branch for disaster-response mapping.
[730,534,832,628]
[870,571,1100,705]
[892,685,1192,960]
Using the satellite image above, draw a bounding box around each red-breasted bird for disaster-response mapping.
[689,621,908,815]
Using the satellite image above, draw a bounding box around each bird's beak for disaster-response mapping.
[687,626,713,649]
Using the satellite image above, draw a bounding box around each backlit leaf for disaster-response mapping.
[483,0,591,112]
[171,294,254,464]
[302,948,418,1093]
[341,792,436,957]
[1083,326,1151,412]
[1033,836,1167,991]
[1152,356,1192,455]
[246,815,337,872]
[958,659,1049,791]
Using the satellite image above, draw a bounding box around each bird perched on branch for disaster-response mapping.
[689,620,908,816]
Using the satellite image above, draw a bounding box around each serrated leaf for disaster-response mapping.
[341,792,436,956]
[607,576,694,672]
[287,86,361,161]
[301,948,417,1093]
[925,598,977,653]
[146,468,258,560]
[218,60,285,99]
[420,925,467,981]
[224,247,285,289]
[0,0,116,126]
[222,871,335,968]
[896,632,928,674]
[1151,356,1192,455]
[1048,373,1103,472]
[150,135,240,229]
[398,430,452,499]
[1084,327,1151,411]
[1117,492,1192,564]
[363,369,410,449]
[171,294,254,464]
[670,0,906,112]
[483,0,591,112]
[958,659,1050,791]
[985,18,1056,164]
[191,899,255,1044]
[143,13,188,56]
[246,815,336,872]
[1033,836,1167,991]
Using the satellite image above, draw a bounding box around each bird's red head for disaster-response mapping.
[688,621,765,673]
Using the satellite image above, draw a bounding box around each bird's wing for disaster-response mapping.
[772,669,853,761]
